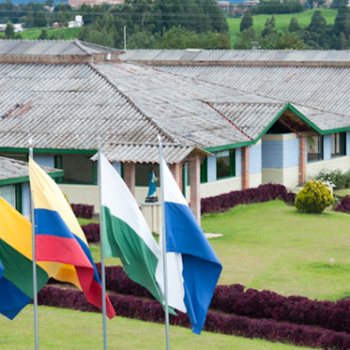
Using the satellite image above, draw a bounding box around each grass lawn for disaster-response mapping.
[77,218,99,226]
[227,9,337,46]
[0,305,313,350]
[334,188,350,198]
[90,200,350,301]
[20,27,82,41]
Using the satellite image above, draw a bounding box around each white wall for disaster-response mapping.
[306,156,350,178]
[250,173,262,188]
[200,176,242,198]
[262,166,299,188]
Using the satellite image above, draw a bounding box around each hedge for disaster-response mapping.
[71,204,94,219]
[201,184,295,215]
[334,196,350,214]
[48,265,350,334]
[37,286,350,350]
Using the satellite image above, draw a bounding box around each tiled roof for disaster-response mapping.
[121,49,350,64]
[0,63,171,150]
[0,156,62,183]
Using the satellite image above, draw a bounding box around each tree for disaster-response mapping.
[334,4,350,36]
[277,32,305,49]
[234,27,257,49]
[308,10,326,34]
[5,22,14,39]
[26,6,33,29]
[34,10,47,27]
[60,31,65,40]
[261,15,277,37]
[240,9,253,32]
[38,29,48,40]
[288,16,301,33]
[87,30,113,47]
[57,11,65,25]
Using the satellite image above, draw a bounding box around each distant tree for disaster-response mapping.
[49,34,58,40]
[57,11,65,25]
[240,9,253,32]
[277,32,305,49]
[18,16,27,25]
[87,30,113,47]
[333,4,350,36]
[60,31,65,39]
[5,22,14,39]
[34,10,47,27]
[38,29,48,39]
[261,15,277,37]
[234,27,257,49]
[26,6,33,28]
[45,0,54,7]
[288,16,301,32]
[308,10,326,34]
[15,33,22,40]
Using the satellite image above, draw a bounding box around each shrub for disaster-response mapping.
[71,203,94,219]
[295,180,334,214]
[81,223,100,243]
[334,196,350,214]
[201,184,295,215]
[37,285,350,349]
[313,168,350,190]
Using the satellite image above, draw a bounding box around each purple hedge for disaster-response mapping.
[81,223,100,243]
[201,184,295,215]
[48,264,350,334]
[71,204,94,219]
[37,286,350,350]
[334,196,350,214]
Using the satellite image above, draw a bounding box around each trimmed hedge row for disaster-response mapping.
[72,204,94,219]
[334,196,350,214]
[37,286,350,350]
[81,223,100,243]
[201,184,295,215]
[48,265,350,334]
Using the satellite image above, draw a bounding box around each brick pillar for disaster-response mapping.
[189,155,201,224]
[241,146,250,190]
[299,136,306,184]
[169,162,182,190]
[124,162,135,197]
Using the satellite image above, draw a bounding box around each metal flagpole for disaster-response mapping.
[29,138,39,350]
[158,135,170,350]
[98,141,108,350]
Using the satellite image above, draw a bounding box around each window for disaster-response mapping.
[182,162,189,195]
[216,150,235,179]
[331,132,346,158]
[201,158,208,183]
[307,136,323,162]
[59,155,96,184]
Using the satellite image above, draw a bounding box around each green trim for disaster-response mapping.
[200,158,208,184]
[92,161,96,185]
[0,148,96,155]
[205,103,350,153]
[15,184,22,214]
[0,171,64,186]
[230,150,236,177]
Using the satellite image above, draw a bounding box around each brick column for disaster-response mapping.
[189,155,201,224]
[169,162,182,190]
[299,136,306,184]
[241,146,250,190]
[124,162,135,197]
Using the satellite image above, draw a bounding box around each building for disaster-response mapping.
[216,1,231,11]
[2,43,350,224]
[0,157,63,217]
[68,15,84,28]
[68,0,124,8]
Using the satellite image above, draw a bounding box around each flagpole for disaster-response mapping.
[29,138,39,350]
[158,135,170,350]
[98,141,108,350]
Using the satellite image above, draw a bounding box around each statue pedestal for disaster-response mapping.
[140,201,161,234]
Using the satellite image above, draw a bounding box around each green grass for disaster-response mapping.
[334,188,350,198]
[20,27,82,41]
[227,9,337,45]
[201,200,350,301]
[77,218,99,226]
[0,305,313,350]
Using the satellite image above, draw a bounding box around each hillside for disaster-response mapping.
[227,9,337,45]
[20,27,82,40]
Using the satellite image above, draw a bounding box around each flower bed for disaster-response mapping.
[81,223,100,243]
[201,184,295,215]
[37,286,350,350]
[334,196,350,214]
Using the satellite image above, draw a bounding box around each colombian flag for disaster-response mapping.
[0,197,52,319]
[29,158,115,319]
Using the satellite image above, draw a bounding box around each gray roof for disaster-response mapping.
[0,63,171,151]
[121,49,350,65]
[0,39,120,56]
[0,156,62,184]
[154,64,350,120]
[91,143,210,164]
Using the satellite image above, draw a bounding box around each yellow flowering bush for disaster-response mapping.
[295,180,334,214]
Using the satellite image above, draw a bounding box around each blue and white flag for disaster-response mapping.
[156,160,222,335]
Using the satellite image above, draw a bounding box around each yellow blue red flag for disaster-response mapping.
[29,157,115,319]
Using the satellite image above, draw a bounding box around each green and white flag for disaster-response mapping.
[100,152,164,303]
